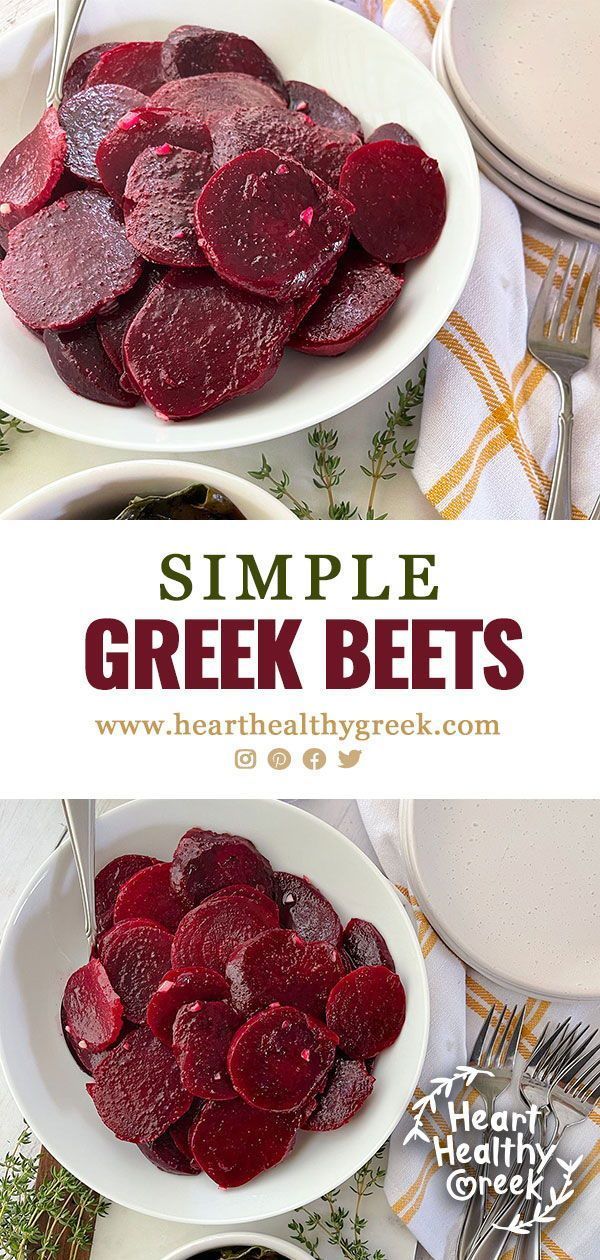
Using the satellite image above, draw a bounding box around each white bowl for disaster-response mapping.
[162,1232,308,1260]
[0,0,480,453]
[0,459,293,519]
[0,799,429,1224]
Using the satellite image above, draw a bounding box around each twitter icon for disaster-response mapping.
[338,749,362,768]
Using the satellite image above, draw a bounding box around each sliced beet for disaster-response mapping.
[61,1004,130,1076]
[63,43,120,99]
[172,1000,240,1099]
[286,80,363,139]
[196,148,352,302]
[290,248,403,356]
[326,965,406,1058]
[95,853,158,933]
[59,84,148,184]
[96,264,162,385]
[171,828,275,905]
[202,883,278,916]
[87,42,166,96]
[0,106,66,232]
[341,918,396,971]
[138,1129,200,1174]
[211,106,362,187]
[99,919,174,1023]
[43,324,136,406]
[170,1099,204,1160]
[147,966,229,1045]
[123,269,295,419]
[96,106,212,203]
[150,72,285,126]
[123,145,211,267]
[339,141,447,264]
[226,929,345,1019]
[61,957,123,1052]
[0,190,143,330]
[302,1055,375,1131]
[190,1096,297,1187]
[367,122,418,146]
[228,1005,338,1112]
[274,871,342,945]
[114,861,190,932]
[171,891,278,973]
[88,1025,192,1142]
[161,26,286,99]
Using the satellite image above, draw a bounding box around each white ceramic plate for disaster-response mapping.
[0,799,429,1224]
[400,799,600,1000]
[163,1233,309,1260]
[0,0,480,454]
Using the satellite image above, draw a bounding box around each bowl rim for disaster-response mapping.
[160,1231,311,1260]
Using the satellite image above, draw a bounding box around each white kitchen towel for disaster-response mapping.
[357,799,600,1260]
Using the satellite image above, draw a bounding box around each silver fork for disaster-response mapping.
[527,240,600,520]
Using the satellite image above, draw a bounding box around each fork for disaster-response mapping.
[527,240,600,520]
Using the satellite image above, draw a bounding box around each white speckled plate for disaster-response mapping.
[400,800,600,1000]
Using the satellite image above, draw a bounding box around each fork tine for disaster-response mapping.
[505,1004,526,1066]
[528,240,563,342]
[583,1064,600,1107]
[534,1018,573,1074]
[569,1046,600,1096]
[470,1002,496,1067]
[548,241,578,340]
[567,243,594,339]
[485,1003,507,1067]
[559,1036,600,1089]
[573,248,600,353]
[549,1023,592,1082]
[493,1004,517,1068]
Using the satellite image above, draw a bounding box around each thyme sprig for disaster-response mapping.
[289,1146,387,1260]
[362,364,425,518]
[0,412,31,457]
[249,455,314,519]
[0,1129,109,1259]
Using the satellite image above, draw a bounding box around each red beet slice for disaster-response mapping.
[170,1099,204,1160]
[302,1056,375,1131]
[147,966,229,1045]
[61,1005,131,1075]
[123,269,295,419]
[211,106,362,187]
[172,892,278,973]
[96,264,162,387]
[124,145,211,267]
[274,871,342,945]
[88,1025,191,1142]
[96,106,212,203]
[100,919,174,1023]
[63,43,120,99]
[87,42,166,96]
[95,853,158,933]
[151,72,285,127]
[43,324,136,406]
[191,1096,297,1187]
[171,828,275,905]
[59,84,148,184]
[339,141,447,264]
[114,861,189,932]
[228,1005,338,1112]
[291,248,403,356]
[368,122,418,146]
[226,929,345,1019]
[201,883,278,916]
[341,918,396,971]
[161,26,286,99]
[138,1129,200,1174]
[326,965,406,1058]
[61,957,123,1052]
[196,148,352,302]
[173,1000,240,1099]
[0,106,66,232]
[287,80,363,139]
[0,190,143,330]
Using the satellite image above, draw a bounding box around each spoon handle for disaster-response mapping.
[62,799,97,947]
[46,0,87,110]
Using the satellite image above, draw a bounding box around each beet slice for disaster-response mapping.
[196,148,352,302]
[61,957,123,1052]
[291,248,403,356]
[59,84,148,184]
[173,1000,240,1099]
[123,269,295,419]
[0,190,143,330]
[339,141,447,264]
[161,26,286,99]
[286,81,363,139]
[138,1129,200,1174]
[99,919,174,1023]
[171,828,275,905]
[226,929,345,1019]
[0,107,66,232]
[61,1005,131,1076]
[341,918,396,971]
[95,853,158,933]
[87,42,166,96]
[43,325,136,406]
[274,872,342,945]
[170,1099,204,1160]
[114,861,189,932]
[172,892,278,973]
[96,264,162,386]
[63,43,120,99]
[326,965,406,1058]
[190,1096,298,1187]
[96,106,212,203]
[228,1005,338,1112]
[201,883,278,916]
[368,122,418,146]
[147,966,229,1045]
[211,106,362,187]
[88,1025,192,1142]
[151,72,285,127]
[123,145,211,267]
[302,1056,375,1131]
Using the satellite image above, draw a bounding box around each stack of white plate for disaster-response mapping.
[433,0,600,242]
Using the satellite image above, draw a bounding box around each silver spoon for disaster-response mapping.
[46,0,87,110]
[62,799,97,948]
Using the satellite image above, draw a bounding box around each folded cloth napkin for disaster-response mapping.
[357,800,600,1260]
[337,0,599,519]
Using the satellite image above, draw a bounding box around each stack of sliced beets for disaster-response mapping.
[61,827,406,1187]
[0,25,447,421]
